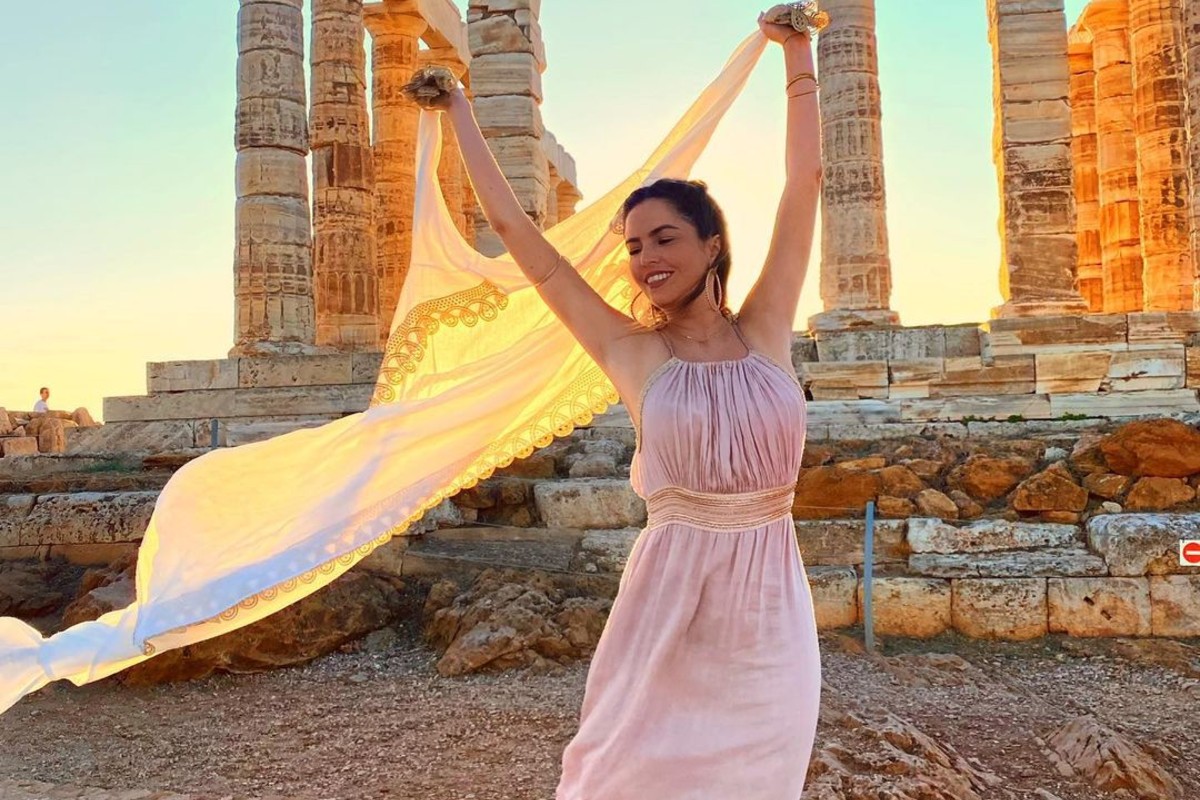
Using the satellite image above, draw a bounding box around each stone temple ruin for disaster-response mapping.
[4,0,1200,656]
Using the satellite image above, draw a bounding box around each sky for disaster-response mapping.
[0,0,1089,420]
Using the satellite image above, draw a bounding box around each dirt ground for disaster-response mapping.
[1,628,1198,800]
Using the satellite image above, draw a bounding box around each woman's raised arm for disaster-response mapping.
[740,9,823,351]
[438,86,639,368]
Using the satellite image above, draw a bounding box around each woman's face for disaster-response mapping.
[623,198,720,310]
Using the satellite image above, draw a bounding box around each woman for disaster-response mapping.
[431,7,823,797]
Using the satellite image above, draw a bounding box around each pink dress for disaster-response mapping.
[556,320,822,799]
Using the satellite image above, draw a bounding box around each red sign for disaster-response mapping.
[1180,540,1200,566]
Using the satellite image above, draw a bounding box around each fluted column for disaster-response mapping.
[1069,29,1104,311]
[231,0,317,356]
[1185,0,1200,309]
[311,0,378,350]
[364,6,427,343]
[418,48,470,238]
[556,183,581,224]
[1086,0,1145,312]
[987,0,1088,318]
[1130,0,1192,310]
[809,0,898,331]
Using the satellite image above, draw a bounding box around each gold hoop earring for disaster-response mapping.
[630,290,668,330]
[704,268,724,313]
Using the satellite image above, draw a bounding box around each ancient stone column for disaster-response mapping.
[987,0,1088,318]
[545,168,562,229]
[1085,0,1145,312]
[809,0,899,331]
[364,5,427,343]
[231,0,317,356]
[1129,0,1192,310]
[1185,0,1200,309]
[311,0,378,350]
[1069,29,1104,311]
[418,48,470,238]
[468,0,549,256]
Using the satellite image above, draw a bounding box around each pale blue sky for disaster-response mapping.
[1,1,1089,418]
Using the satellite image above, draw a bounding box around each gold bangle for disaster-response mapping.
[787,87,819,100]
[786,72,818,90]
[532,254,567,287]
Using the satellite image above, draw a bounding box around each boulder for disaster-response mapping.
[878,465,926,499]
[1088,513,1200,576]
[1124,477,1195,511]
[1082,472,1131,501]
[71,407,98,428]
[793,466,881,519]
[914,489,959,520]
[875,496,916,518]
[1,437,38,457]
[1011,462,1088,513]
[37,418,66,454]
[1100,419,1200,477]
[0,408,10,436]
[946,455,1036,503]
[0,562,69,618]
[1046,716,1182,798]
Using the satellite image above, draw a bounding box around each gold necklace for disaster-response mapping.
[669,317,730,344]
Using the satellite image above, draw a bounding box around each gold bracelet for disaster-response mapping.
[787,86,819,100]
[786,72,818,90]
[532,254,567,287]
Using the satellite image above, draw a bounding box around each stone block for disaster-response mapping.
[1102,348,1186,392]
[952,578,1047,640]
[351,352,383,384]
[858,576,951,638]
[813,328,890,362]
[888,327,952,360]
[147,359,239,392]
[1,438,39,457]
[1048,577,1151,636]
[794,519,907,565]
[1187,348,1200,388]
[806,565,858,630]
[931,355,1035,396]
[468,13,535,58]
[219,416,343,447]
[469,52,542,100]
[66,420,197,454]
[473,95,544,138]
[822,422,968,441]
[908,517,1080,554]
[0,495,35,548]
[984,314,1127,357]
[18,492,158,546]
[238,354,354,388]
[483,135,549,182]
[1049,389,1200,419]
[900,394,1052,422]
[799,362,889,400]
[909,547,1107,577]
[805,400,904,426]
[104,385,374,422]
[1126,312,1200,345]
[1088,513,1200,576]
[1150,575,1200,636]
[944,325,984,357]
[1035,351,1112,393]
[574,528,639,574]
[888,359,945,399]
[533,479,645,529]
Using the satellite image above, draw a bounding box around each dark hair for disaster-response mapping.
[39,387,48,394]
[621,179,732,312]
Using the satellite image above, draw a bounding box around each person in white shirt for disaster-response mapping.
[33,387,49,414]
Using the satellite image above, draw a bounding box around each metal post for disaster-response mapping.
[210,418,219,449]
[863,500,876,654]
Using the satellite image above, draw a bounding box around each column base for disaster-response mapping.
[807,308,901,333]
[991,299,1090,320]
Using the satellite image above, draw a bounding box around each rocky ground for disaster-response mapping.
[2,625,1198,800]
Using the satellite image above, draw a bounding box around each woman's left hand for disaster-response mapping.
[759,6,807,45]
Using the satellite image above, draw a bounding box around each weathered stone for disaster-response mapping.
[911,547,1106,578]
[858,577,951,638]
[1103,348,1187,392]
[36,418,66,454]
[931,356,1037,396]
[1,438,38,458]
[1099,419,1200,477]
[806,566,858,630]
[237,354,355,388]
[799,362,889,400]
[0,561,68,617]
[914,489,959,520]
[1049,389,1200,419]
[794,519,907,565]
[1011,461,1088,512]
[1034,351,1110,393]
[875,496,916,518]
[70,408,97,428]
[1082,472,1131,500]
[946,455,1037,502]
[147,359,240,392]
[792,466,881,519]
[1088,513,1200,575]
[1124,477,1196,511]
[1150,575,1200,636]
[952,578,1047,640]
[16,492,158,547]
[1047,578,1151,636]
[837,456,888,471]
[908,518,1080,554]
[948,489,985,519]
[104,385,373,422]
[66,420,197,454]
[533,480,644,529]
[901,459,945,482]
[878,465,925,498]
[575,529,638,574]
[1046,715,1183,798]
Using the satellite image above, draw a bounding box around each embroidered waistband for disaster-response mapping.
[644,484,796,533]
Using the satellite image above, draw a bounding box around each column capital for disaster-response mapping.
[364,4,428,38]
[418,47,468,78]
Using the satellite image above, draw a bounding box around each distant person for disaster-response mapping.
[33,387,49,413]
